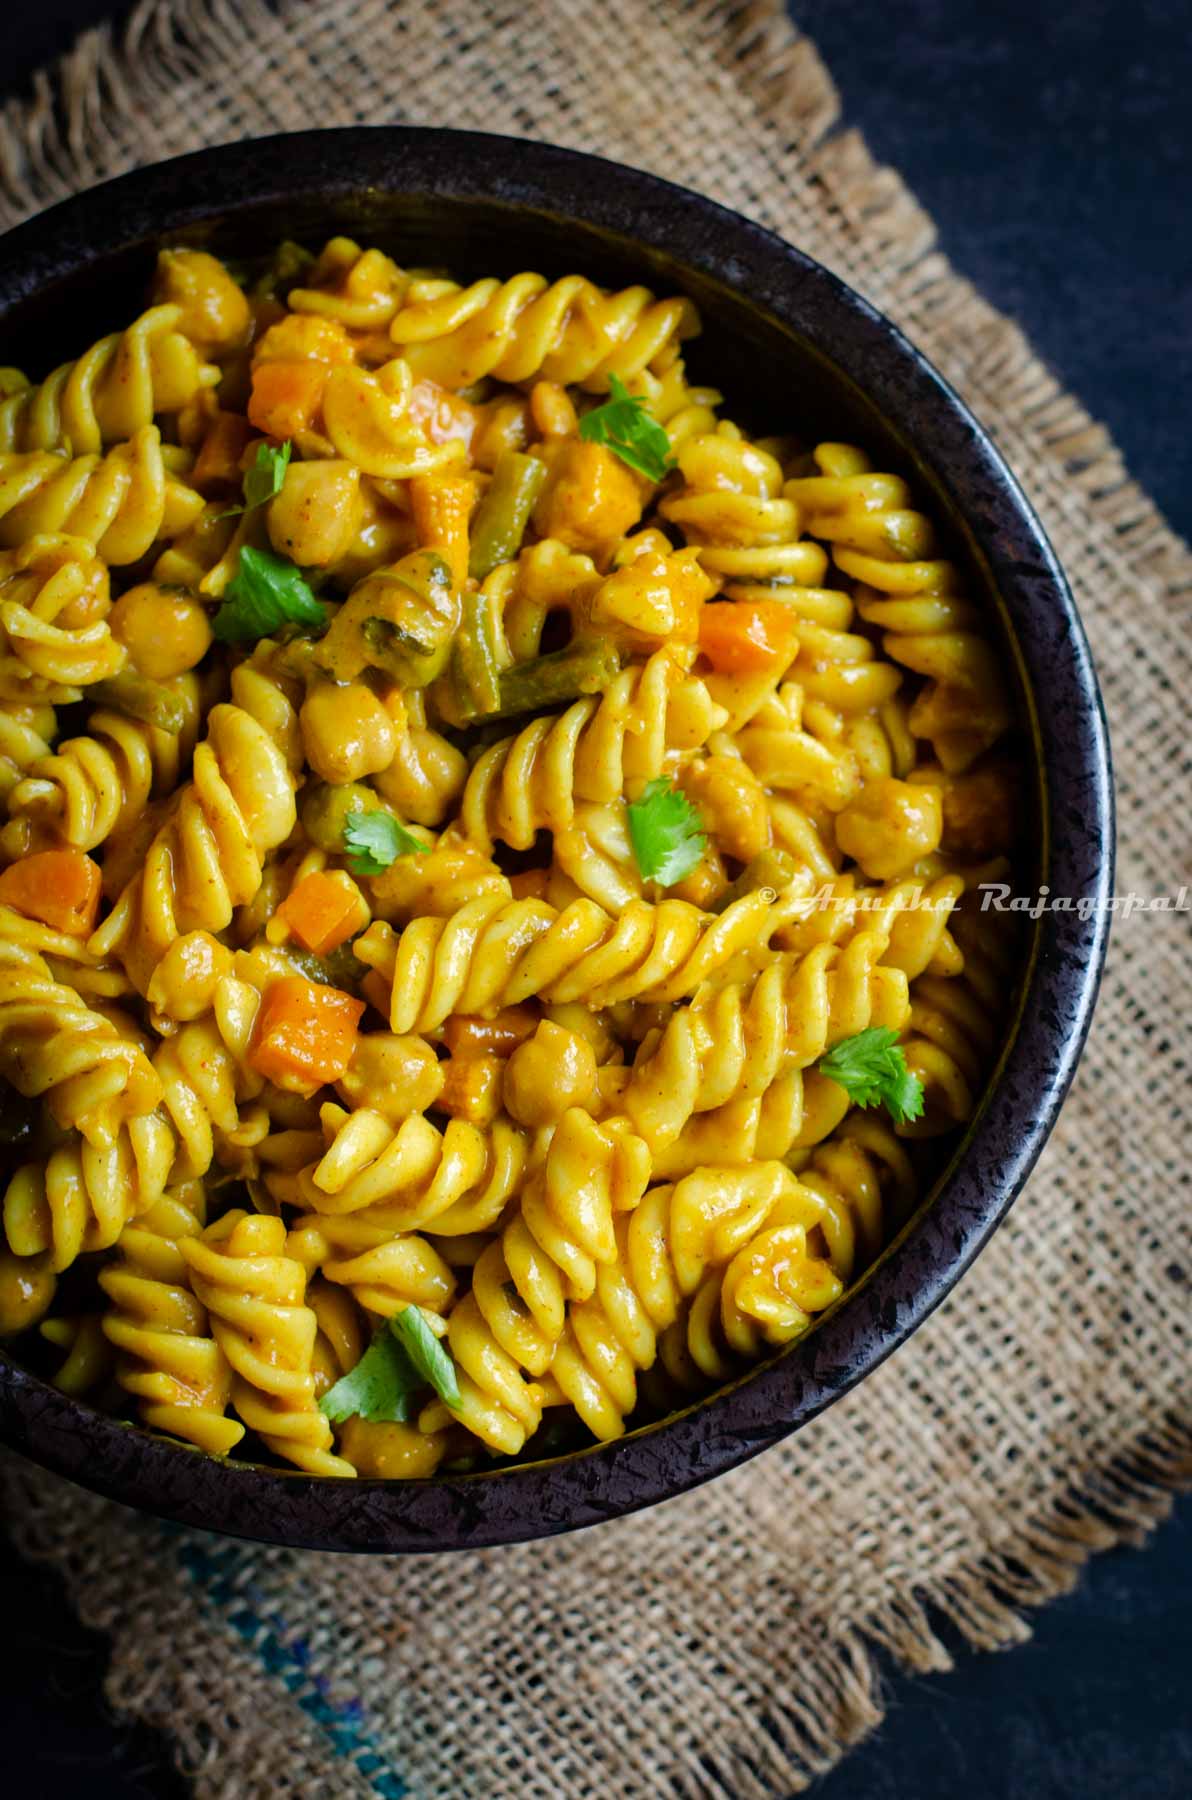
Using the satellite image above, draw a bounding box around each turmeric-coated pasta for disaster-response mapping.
[0,238,1023,1475]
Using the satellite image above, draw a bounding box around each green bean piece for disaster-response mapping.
[467,451,548,581]
[486,639,621,725]
[448,583,504,720]
[315,551,459,688]
[282,942,366,992]
[90,670,190,734]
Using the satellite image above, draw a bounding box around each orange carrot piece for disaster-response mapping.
[248,976,364,1092]
[191,412,256,491]
[442,1007,539,1060]
[0,850,102,937]
[277,870,367,957]
[408,379,481,451]
[408,474,473,588]
[247,360,328,440]
[698,600,799,675]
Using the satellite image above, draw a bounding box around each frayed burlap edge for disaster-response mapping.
[0,2,1190,1794]
[5,1414,1192,1797]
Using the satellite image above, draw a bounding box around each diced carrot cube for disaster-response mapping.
[247,360,328,440]
[277,869,368,957]
[0,850,102,936]
[698,600,799,674]
[248,976,364,1093]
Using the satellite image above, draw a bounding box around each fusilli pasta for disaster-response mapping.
[0,239,1023,1478]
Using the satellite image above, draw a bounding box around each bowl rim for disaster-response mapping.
[0,126,1114,1552]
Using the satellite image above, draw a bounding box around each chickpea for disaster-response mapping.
[109,582,212,679]
[145,929,234,1025]
[268,461,362,567]
[336,1032,444,1123]
[533,439,643,551]
[679,755,770,864]
[300,680,397,785]
[0,1249,56,1336]
[503,1020,597,1129]
[835,777,943,880]
[152,248,251,354]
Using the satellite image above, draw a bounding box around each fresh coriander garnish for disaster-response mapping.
[627,778,706,886]
[390,1305,461,1410]
[342,809,429,875]
[578,373,675,482]
[816,1026,925,1126]
[319,1307,460,1424]
[210,545,327,643]
[216,439,292,520]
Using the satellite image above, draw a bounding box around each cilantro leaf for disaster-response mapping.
[578,373,675,482]
[390,1305,461,1410]
[318,1306,460,1424]
[627,778,706,886]
[244,439,292,509]
[342,809,430,875]
[318,1325,421,1425]
[816,1026,925,1126]
[215,439,292,520]
[211,545,327,644]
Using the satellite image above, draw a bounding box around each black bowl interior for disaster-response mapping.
[0,130,1113,1551]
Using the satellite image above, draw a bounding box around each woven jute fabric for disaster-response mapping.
[2,3,1190,1795]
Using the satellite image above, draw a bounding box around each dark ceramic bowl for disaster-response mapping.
[0,129,1112,1551]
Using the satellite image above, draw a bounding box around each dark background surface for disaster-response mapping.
[1,2,1189,1796]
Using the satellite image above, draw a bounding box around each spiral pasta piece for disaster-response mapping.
[182,1210,353,1476]
[422,1109,650,1455]
[295,1102,529,1238]
[461,648,725,852]
[619,917,911,1149]
[660,422,800,556]
[322,359,466,480]
[786,444,1012,771]
[288,237,411,336]
[99,1183,245,1454]
[388,271,697,392]
[0,427,205,563]
[0,938,162,1144]
[0,701,56,806]
[38,1311,115,1396]
[3,1110,176,1273]
[0,534,124,702]
[152,971,267,1181]
[896,906,1020,1136]
[3,674,201,857]
[0,304,218,456]
[90,702,298,993]
[548,1161,799,1440]
[355,874,814,1034]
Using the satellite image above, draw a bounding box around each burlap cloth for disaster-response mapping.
[1,3,1189,1795]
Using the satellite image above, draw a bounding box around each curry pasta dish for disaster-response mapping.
[0,239,1020,1478]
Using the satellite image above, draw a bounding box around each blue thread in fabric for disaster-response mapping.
[177,1538,407,1799]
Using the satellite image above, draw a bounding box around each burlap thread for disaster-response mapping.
[1,3,1189,1795]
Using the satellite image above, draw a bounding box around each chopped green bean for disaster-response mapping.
[487,639,621,724]
[91,670,190,734]
[467,452,548,581]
